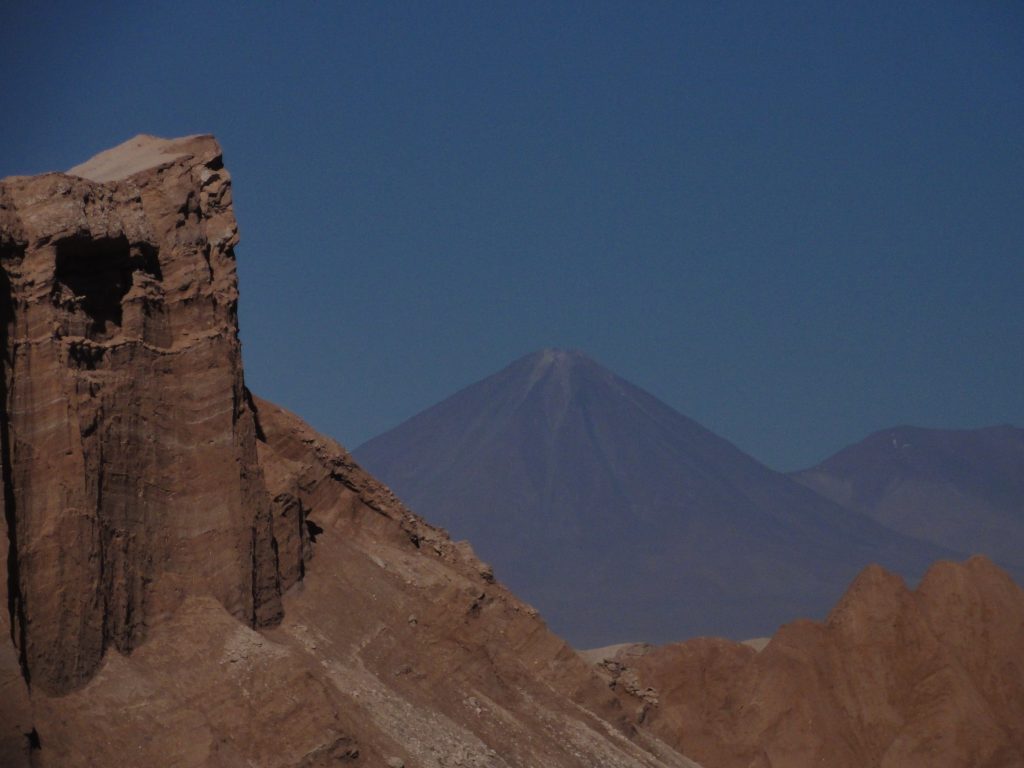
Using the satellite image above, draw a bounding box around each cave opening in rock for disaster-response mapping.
[25,727,41,751]
[306,519,324,543]
[53,235,160,339]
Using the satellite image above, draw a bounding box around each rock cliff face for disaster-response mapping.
[0,136,698,768]
[590,556,1024,768]
[0,135,287,696]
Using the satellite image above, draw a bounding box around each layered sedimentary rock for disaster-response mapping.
[19,398,699,767]
[0,135,286,697]
[0,136,698,767]
[590,556,1024,768]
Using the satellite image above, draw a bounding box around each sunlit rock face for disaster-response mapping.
[0,135,288,695]
[590,556,1024,768]
[0,137,702,768]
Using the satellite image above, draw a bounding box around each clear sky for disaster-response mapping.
[2,1,1021,470]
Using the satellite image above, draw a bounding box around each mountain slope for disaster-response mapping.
[792,425,1024,571]
[591,556,1024,768]
[355,349,953,646]
[0,137,696,768]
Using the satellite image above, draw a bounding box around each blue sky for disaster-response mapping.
[2,1,1021,470]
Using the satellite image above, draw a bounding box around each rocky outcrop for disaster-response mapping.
[0,136,699,767]
[590,556,1024,768]
[242,397,700,768]
[0,135,293,696]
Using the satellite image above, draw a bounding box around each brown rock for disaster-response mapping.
[0,521,33,767]
[608,556,1024,768]
[1,134,285,695]
[1,136,701,768]
[246,396,701,766]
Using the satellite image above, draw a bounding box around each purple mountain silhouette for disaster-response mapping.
[793,425,1024,572]
[356,349,955,647]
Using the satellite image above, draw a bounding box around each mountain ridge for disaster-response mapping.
[0,137,699,768]
[355,348,956,647]
[792,424,1024,573]
[589,555,1024,768]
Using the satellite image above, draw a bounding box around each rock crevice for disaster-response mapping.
[1,238,29,685]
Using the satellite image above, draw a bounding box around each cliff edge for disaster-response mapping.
[0,136,698,768]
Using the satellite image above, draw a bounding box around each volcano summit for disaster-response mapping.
[356,349,952,646]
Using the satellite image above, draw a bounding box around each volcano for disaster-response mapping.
[355,349,953,646]
[0,139,698,768]
[792,425,1024,575]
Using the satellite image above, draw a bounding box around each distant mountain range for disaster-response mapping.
[354,349,975,647]
[792,425,1024,571]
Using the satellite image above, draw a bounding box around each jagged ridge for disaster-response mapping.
[588,556,1024,768]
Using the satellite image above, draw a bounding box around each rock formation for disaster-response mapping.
[588,556,1024,768]
[1,134,285,697]
[0,136,700,767]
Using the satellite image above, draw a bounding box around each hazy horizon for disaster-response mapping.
[3,1,1021,470]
